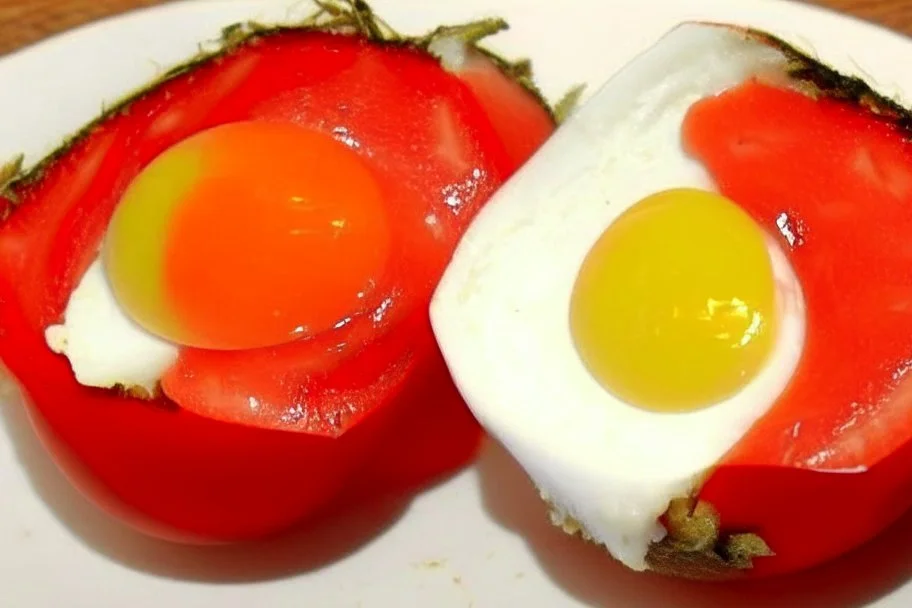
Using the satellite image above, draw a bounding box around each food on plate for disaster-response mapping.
[0,0,555,542]
[430,21,912,579]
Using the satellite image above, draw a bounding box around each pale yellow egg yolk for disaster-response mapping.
[569,188,778,413]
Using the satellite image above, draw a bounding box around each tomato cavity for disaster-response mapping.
[0,26,553,541]
[4,30,551,434]
[683,78,912,575]
[684,79,912,471]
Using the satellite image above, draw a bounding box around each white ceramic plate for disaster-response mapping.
[1,0,911,606]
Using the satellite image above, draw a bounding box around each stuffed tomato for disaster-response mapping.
[0,1,554,542]
[430,21,912,580]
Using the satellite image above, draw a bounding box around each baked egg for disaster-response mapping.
[429,21,810,572]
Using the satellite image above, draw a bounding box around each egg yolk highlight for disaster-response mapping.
[103,121,391,351]
[570,188,778,412]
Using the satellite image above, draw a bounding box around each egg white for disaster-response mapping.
[45,258,178,396]
[430,22,807,571]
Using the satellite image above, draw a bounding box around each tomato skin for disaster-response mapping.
[0,28,553,541]
[0,281,359,541]
[351,337,486,497]
[1,268,481,541]
[700,438,912,577]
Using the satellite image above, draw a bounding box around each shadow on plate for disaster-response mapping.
[475,439,912,608]
[0,378,415,584]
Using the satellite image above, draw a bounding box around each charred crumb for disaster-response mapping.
[0,0,556,218]
[554,84,587,124]
[0,155,23,203]
[511,58,533,80]
[113,383,182,412]
[343,0,390,40]
[722,533,776,568]
[220,22,257,49]
[659,498,721,552]
[644,497,772,581]
[544,491,772,581]
[421,18,510,47]
[115,383,158,401]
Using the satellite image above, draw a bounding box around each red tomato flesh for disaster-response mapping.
[0,29,554,540]
[683,79,912,575]
[455,53,555,168]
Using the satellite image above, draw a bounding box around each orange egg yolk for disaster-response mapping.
[103,121,391,350]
